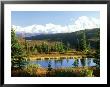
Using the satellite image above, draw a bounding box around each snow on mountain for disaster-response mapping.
[68,16,99,32]
[12,16,100,37]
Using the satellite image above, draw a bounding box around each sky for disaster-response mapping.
[11,11,100,34]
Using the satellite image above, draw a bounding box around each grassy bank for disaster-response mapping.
[11,66,99,77]
[28,54,87,60]
[25,49,96,60]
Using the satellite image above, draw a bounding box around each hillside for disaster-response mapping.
[24,28,99,49]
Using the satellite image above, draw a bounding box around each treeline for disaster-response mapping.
[17,29,98,55]
[25,30,92,54]
[25,41,71,54]
[25,28,100,49]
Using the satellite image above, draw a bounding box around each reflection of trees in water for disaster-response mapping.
[78,59,82,67]
[73,59,78,67]
[85,59,87,66]
[48,61,52,71]
[54,59,63,68]
[54,60,57,68]
[88,58,95,66]
[80,59,86,67]
[61,59,63,66]
[93,59,100,68]
[87,58,91,66]
[46,61,53,76]
[66,59,69,63]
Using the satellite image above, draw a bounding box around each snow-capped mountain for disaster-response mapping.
[12,16,100,37]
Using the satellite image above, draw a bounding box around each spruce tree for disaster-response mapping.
[11,28,27,69]
[80,30,87,51]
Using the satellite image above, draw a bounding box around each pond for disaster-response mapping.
[29,58,96,68]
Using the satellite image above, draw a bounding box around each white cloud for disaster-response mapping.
[12,16,100,34]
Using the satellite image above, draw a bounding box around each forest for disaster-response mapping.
[11,28,100,77]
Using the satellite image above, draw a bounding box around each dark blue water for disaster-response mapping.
[29,58,96,68]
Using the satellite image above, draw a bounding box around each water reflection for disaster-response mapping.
[30,58,97,68]
[80,59,86,66]
[73,59,78,67]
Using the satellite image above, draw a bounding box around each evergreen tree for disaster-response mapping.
[73,59,78,67]
[59,42,64,52]
[76,38,79,51]
[55,42,58,52]
[79,31,87,51]
[94,29,100,68]
[66,42,70,51]
[11,28,27,69]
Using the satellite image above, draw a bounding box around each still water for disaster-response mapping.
[29,58,96,68]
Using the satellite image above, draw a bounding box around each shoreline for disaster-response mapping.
[26,53,90,60]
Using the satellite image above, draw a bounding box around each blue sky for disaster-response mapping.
[11,11,99,27]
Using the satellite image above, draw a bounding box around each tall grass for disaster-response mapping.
[12,66,96,77]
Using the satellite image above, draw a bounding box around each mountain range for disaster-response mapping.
[12,16,99,37]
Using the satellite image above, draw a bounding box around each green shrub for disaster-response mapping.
[24,64,40,76]
[80,69,93,77]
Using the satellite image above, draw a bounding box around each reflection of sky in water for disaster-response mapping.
[29,58,97,68]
